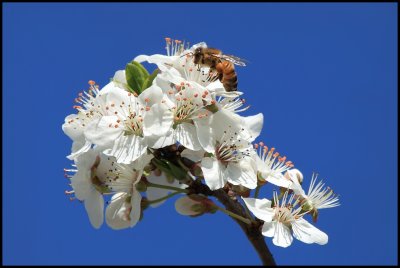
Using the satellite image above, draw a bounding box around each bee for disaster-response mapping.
[191,46,247,92]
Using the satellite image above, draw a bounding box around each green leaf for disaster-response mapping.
[151,158,171,174]
[125,61,149,95]
[164,160,188,181]
[142,68,160,91]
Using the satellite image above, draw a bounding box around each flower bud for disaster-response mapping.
[175,194,216,217]
[135,180,148,192]
[284,168,303,184]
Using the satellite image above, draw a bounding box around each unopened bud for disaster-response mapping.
[136,181,148,192]
[191,203,205,213]
[284,168,303,184]
[192,165,203,177]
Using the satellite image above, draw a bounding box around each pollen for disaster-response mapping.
[88,80,95,86]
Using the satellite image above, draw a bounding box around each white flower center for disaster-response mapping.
[170,86,209,126]
[217,96,249,113]
[304,173,340,210]
[66,81,105,129]
[255,142,294,175]
[215,126,253,164]
[105,98,145,137]
[94,156,141,194]
[272,191,306,225]
[123,112,144,137]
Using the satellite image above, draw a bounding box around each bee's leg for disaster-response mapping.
[197,64,201,71]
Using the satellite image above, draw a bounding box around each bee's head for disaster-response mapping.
[193,47,203,64]
[194,47,202,55]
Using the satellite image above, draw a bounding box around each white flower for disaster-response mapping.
[110,70,130,92]
[62,81,107,160]
[254,142,294,188]
[84,86,166,164]
[104,153,153,230]
[62,74,134,160]
[286,170,340,211]
[151,79,213,151]
[67,148,152,229]
[243,192,328,248]
[196,110,260,190]
[67,149,104,229]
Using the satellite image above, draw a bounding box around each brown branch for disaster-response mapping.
[188,180,276,266]
[154,149,276,265]
[213,189,276,266]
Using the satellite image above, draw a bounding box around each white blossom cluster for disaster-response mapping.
[62,38,339,248]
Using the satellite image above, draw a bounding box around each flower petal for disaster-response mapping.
[70,171,92,200]
[84,116,122,148]
[105,135,147,164]
[201,157,226,190]
[134,54,178,71]
[175,123,201,151]
[272,222,293,248]
[265,172,292,189]
[138,84,163,107]
[129,189,142,228]
[143,104,173,137]
[194,117,215,153]
[242,197,274,222]
[227,159,257,189]
[67,139,92,160]
[181,149,205,163]
[242,113,263,142]
[292,218,328,245]
[105,193,131,230]
[149,131,176,149]
[62,114,84,141]
[284,169,305,195]
[84,189,104,229]
[261,221,276,237]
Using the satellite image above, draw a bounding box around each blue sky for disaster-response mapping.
[3,3,397,265]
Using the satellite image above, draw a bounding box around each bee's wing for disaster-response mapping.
[219,54,247,66]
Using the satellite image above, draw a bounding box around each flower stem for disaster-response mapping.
[214,205,252,225]
[146,191,182,205]
[254,185,261,198]
[147,182,189,193]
